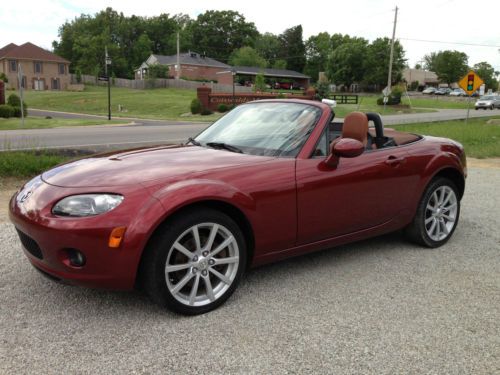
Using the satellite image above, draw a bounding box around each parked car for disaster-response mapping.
[474,95,500,110]
[10,100,467,315]
[422,87,437,94]
[449,88,466,97]
[435,88,452,95]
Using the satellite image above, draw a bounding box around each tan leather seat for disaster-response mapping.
[341,112,368,146]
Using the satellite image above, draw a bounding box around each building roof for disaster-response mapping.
[229,66,310,79]
[0,42,70,63]
[150,51,230,69]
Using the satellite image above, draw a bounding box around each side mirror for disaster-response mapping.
[325,138,365,168]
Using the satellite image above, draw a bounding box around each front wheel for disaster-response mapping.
[405,177,460,248]
[139,208,246,315]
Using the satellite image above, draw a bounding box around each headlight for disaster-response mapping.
[52,194,124,217]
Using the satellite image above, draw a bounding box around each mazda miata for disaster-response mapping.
[10,99,466,314]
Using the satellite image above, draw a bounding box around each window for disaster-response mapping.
[51,78,60,90]
[58,64,65,75]
[9,60,17,72]
[18,76,26,89]
[34,61,42,74]
[313,129,329,157]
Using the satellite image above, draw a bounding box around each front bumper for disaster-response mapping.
[9,179,156,290]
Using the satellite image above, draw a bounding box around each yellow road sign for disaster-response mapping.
[458,70,484,96]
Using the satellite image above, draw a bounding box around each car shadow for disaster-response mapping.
[27,230,414,318]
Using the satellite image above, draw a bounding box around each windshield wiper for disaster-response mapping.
[186,137,201,146]
[206,142,243,153]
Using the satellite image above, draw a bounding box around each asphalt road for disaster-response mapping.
[0,108,498,151]
[0,167,498,374]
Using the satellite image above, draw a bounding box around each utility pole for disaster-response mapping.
[176,32,180,80]
[105,46,112,120]
[387,6,399,93]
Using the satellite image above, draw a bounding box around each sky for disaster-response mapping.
[1,0,499,72]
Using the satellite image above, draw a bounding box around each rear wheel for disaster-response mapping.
[140,208,246,315]
[405,177,460,248]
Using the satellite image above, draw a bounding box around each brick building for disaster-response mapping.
[0,42,70,90]
[135,51,230,81]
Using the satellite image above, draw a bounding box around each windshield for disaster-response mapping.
[480,96,495,100]
[195,102,322,157]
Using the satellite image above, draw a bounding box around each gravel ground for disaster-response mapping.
[0,168,499,374]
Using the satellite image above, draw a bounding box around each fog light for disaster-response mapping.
[66,248,86,267]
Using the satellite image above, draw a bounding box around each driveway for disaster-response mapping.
[0,166,498,374]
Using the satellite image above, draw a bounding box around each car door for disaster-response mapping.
[296,144,416,245]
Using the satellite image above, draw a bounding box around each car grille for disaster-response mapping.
[15,229,43,259]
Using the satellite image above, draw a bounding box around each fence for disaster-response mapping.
[328,94,359,104]
[71,74,253,93]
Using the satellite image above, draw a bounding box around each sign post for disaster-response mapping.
[105,47,112,121]
[382,86,391,111]
[18,64,25,127]
[458,70,484,125]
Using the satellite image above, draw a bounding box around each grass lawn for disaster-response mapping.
[401,96,471,109]
[17,86,218,121]
[333,95,436,118]
[395,116,500,158]
[0,116,125,130]
[0,151,72,177]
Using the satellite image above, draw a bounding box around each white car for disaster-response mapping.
[474,95,500,110]
[449,89,466,97]
[422,87,437,94]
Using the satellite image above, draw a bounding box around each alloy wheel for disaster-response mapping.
[165,222,240,307]
[424,186,458,241]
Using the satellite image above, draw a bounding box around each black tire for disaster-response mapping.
[405,177,460,248]
[139,208,247,315]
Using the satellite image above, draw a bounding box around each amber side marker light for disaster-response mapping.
[109,227,127,248]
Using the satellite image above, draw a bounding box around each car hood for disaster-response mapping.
[42,145,274,187]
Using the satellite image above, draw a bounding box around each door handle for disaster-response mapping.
[385,155,406,166]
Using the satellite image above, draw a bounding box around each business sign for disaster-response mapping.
[458,70,484,96]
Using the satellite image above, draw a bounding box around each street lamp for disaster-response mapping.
[105,47,112,120]
[232,68,236,108]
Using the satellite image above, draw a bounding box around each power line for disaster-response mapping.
[399,37,500,48]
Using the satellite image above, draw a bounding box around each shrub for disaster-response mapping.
[217,103,228,113]
[7,94,21,107]
[377,96,401,105]
[0,72,8,83]
[315,81,330,100]
[201,108,213,116]
[0,104,15,118]
[12,106,28,117]
[190,98,202,114]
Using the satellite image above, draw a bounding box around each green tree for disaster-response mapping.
[229,47,267,68]
[363,38,406,86]
[326,38,368,87]
[279,25,306,73]
[304,32,332,82]
[254,72,266,92]
[190,10,258,62]
[147,64,169,78]
[255,33,281,67]
[272,59,287,69]
[472,62,499,91]
[423,50,468,84]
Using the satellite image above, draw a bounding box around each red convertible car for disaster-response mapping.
[9,100,466,314]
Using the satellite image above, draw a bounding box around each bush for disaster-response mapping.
[0,104,15,118]
[315,81,330,100]
[7,94,21,107]
[190,98,202,114]
[217,103,228,113]
[12,106,28,117]
[377,85,403,106]
[201,108,213,116]
[0,72,8,83]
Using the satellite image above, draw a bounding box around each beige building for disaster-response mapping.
[0,42,70,90]
[403,68,439,87]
